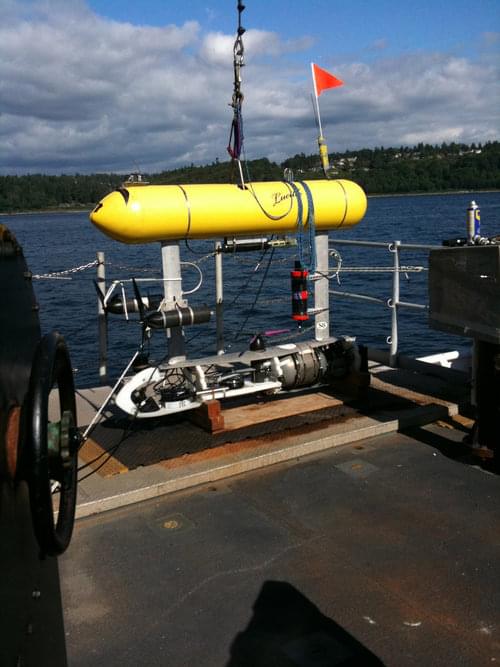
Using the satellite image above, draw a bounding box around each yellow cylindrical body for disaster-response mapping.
[90,179,367,244]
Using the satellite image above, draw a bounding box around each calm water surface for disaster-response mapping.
[5,191,500,387]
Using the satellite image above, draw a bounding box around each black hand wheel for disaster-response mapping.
[26,332,79,556]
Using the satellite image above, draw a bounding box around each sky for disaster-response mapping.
[1,0,499,175]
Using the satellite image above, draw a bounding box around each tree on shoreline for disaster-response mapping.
[0,142,498,212]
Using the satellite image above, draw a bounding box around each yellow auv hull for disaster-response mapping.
[90,179,367,244]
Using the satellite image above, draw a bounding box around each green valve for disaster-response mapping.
[47,422,61,457]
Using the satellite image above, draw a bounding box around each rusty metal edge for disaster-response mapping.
[73,417,402,520]
[51,391,463,522]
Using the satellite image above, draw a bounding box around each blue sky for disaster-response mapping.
[88,0,499,60]
[1,0,498,174]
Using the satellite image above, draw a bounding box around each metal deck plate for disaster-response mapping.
[80,394,355,473]
[61,429,500,666]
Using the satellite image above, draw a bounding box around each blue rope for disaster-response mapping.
[289,181,316,273]
[289,182,304,265]
[227,101,244,159]
[300,181,317,273]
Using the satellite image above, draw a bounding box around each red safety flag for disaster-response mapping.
[312,63,344,97]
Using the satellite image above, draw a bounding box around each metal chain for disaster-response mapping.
[32,259,98,280]
[224,295,289,306]
[229,254,297,266]
[106,262,160,274]
[190,252,216,266]
[334,266,426,273]
[255,295,290,305]
[227,1,246,165]
[232,2,245,108]
[223,257,423,272]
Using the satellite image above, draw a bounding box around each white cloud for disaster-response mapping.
[200,28,314,65]
[482,31,500,45]
[0,2,498,174]
[371,38,388,51]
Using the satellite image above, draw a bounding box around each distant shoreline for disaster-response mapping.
[0,207,91,216]
[368,189,500,199]
[0,189,499,216]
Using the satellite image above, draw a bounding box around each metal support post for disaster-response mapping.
[96,251,108,384]
[389,240,400,367]
[471,338,478,408]
[161,241,186,362]
[314,232,330,341]
[215,241,224,355]
[475,340,500,452]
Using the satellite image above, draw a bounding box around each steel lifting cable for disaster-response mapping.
[227,1,246,167]
[226,2,296,222]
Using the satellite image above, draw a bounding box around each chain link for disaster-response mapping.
[228,254,296,266]
[106,262,160,275]
[334,266,426,273]
[224,295,289,306]
[32,259,98,280]
[190,252,216,266]
[256,295,290,305]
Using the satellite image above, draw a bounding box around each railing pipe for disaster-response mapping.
[215,241,224,355]
[397,300,428,311]
[389,240,401,367]
[329,238,392,248]
[314,232,330,341]
[97,251,108,384]
[329,238,441,252]
[397,242,442,251]
[329,290,386,305]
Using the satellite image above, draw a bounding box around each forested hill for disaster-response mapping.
[0,141,498,213]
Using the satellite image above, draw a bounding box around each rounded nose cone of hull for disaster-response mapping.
[89,190,134,242]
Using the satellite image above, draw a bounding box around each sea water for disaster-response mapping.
[5,191,500,388]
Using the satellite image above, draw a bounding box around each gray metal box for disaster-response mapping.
[428,245,500,344]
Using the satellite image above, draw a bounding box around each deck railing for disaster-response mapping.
[328,238,442,367]
[95,238,442,381]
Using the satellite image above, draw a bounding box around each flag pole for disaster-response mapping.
[310,94,320,133]
[311,62,330,178]
[311,63,324,137]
